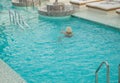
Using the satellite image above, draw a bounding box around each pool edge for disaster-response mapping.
[71,15,120,30]
[0,59,27,83]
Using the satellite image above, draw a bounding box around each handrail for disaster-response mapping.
[14,11,17,25]
[95,61,110,83]
[15,11,21,26]
[9,10,12,23]
[12,12,15,24]
[17,12,21,24]
[20,15,30,28]
[20,16,24,25]
[21,16,30,28]
[9,10,30,29]
[9,10,15,24]
[118,64,120,83]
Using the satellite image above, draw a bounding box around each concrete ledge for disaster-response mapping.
[0,59,26,83]
[72,7,120,29]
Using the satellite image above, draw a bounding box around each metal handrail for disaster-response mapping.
[15,12,25,30]
[95,61,110,83]
[21,16,30,28]
[9,10,30,28]
[118,64,120,83]
[14,11,17,25]
[17,12,21,24]
[9,10,12,23]
[20,14,24,25]
[15,11,21,25]
[9,10,15,24]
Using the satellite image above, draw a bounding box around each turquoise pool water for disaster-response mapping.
[0,0,120,83]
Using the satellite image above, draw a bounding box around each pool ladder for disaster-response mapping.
[9,10,30,29]
[95,61,120,83]
[95,61,110,83]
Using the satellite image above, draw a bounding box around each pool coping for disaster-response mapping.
[71,14,120,30]
[71,6,120,30]
[0,59,26,83]
[71,15,120,31]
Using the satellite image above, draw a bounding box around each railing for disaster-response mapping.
[95,61,110,83]
[9,10,14,24]
[21,16,30,28]
[9,10,30,29]
[118,64,120,83]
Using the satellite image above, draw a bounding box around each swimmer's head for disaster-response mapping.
[66,27,72,33]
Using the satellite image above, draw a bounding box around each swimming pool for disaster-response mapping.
[0,0,120,83]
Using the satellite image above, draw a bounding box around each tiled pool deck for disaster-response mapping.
[72,6,120,29]
[0,59,26,83]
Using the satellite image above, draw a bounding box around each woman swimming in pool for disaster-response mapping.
[58,27,73,41]
[62,26,73,37]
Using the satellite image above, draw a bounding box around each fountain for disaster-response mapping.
[38,0,74,17]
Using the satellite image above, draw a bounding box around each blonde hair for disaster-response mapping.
[66,27,72,33]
